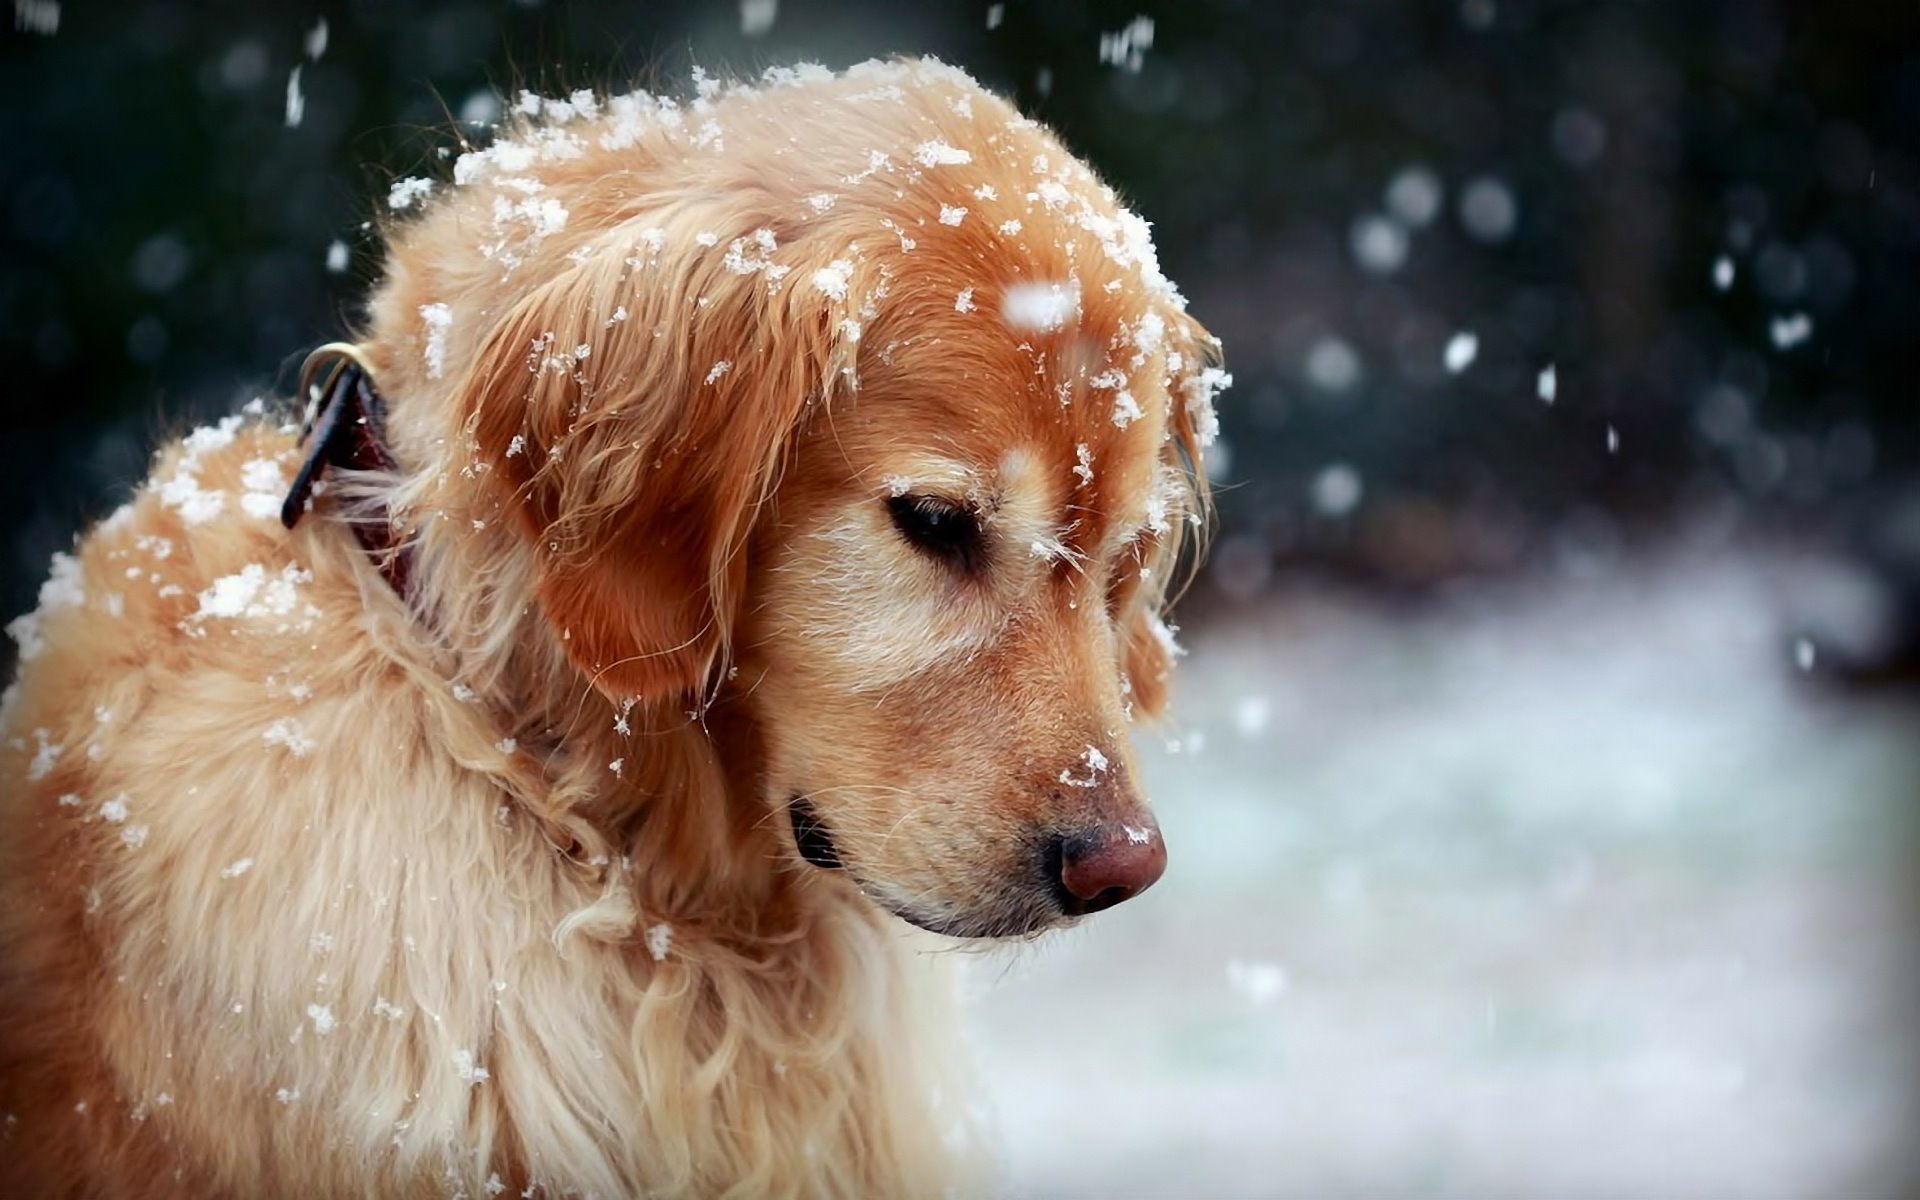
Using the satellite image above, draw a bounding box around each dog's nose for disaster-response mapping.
[1054,820,1167,914]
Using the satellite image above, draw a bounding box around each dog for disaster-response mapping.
[0,58,1225,1197]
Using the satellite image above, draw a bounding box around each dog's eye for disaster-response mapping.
[886,494,985,573]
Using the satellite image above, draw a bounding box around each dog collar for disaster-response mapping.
[281,343,414,602]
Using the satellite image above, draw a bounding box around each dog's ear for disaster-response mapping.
[1121,304,1225,721]
[462,224,862,703]
[1122,598,1176,718]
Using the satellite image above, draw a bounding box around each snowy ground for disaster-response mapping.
[966,549,1920,1199]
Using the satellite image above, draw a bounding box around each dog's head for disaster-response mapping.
[401,61,1226,938]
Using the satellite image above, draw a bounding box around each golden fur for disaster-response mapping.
[0,59,1224,1197]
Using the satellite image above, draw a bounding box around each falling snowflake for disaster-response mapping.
[1444,331,1479,374]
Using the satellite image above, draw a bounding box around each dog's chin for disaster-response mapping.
[786,797,1068,941]
[876,895,1068,940]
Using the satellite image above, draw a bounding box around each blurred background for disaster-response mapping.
[4,1,1918,1195]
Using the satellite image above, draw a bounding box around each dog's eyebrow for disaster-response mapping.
[874,458,983,502]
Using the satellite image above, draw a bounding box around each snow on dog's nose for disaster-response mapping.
[1045,744,1166,915]
[1052,819,1167,914]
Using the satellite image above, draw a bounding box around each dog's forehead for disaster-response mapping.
[837,324,1169,553]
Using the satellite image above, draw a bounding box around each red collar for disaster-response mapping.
[281,344,414,601]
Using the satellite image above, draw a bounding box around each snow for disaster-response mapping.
[306,1004,335,1035]
[1072,444,1094,486]
[6,550,87,662]
[1607,423,1621,454]
[1110,391,1143,429]
[1303,336,1361,393]
[1537,362,1558,404]
[738,0,777,37]
[156,473,225,525]
[1232,695,1271,737]
[387,177,434,211]
[24,729,60,781]
[1059,745,1109,788]
[155,414,247,526]
[646,923,673,961]
[1180,367,1230,447]
[99,794,128,824]
[1143,478,1173,536]
[190,564,311,624]
[721,228,778,276]
[974,554,1920,1198]
[419,302,453,379]
[1769,312,1813,350]
[1145,612,1184,660]
[303,17,327,60]
[1349,213,1409,274]
[811,259,853,301]
[284,66,304,128]
[954,287,976,314]
[240,458,285,519]
[1099,16,1156,73]
[1031,535,1077,564]
[1310,464,1364,517]
[912,139,973,167]
[1458,175,1518,242]
[987,4,1004,28]
[938,204,968,226]
[453,1048,490,1084]
[372,997,407,1020]
[1225,960,1290,1004]
[1443,330,1479,373]
[324,239,349,273]
[119,825,148,849]
[219,858,254,879]
[1713,255,1735,290]
[187,415,240,457]
[1032,180,1071,210]
[1134,314,1170,364]
[14,1,58,36]
[1384,165,1443,227]
[703,360,732,385]
[1794,637,1816,672]
[1000,281,1077,331]
[262,718,316,758]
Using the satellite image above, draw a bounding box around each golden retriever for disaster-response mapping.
[0,58,1225,1197]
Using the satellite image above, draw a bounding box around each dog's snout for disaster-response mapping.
[1051,820,1167,915]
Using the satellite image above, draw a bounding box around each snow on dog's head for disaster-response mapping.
[367,58,1226,938]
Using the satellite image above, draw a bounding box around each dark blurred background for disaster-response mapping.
[5,0,1919,660]
[5,4,1920,1195]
